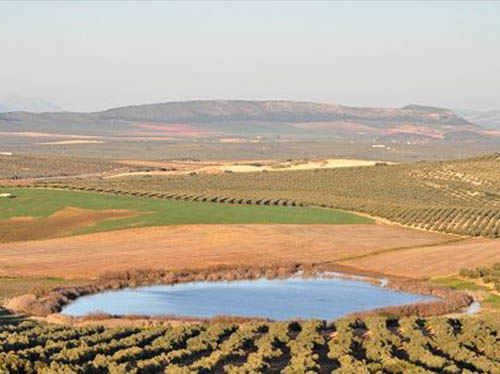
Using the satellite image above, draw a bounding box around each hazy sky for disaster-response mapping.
[1,1,499,112]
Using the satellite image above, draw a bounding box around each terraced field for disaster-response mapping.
[3,316,500,373]
[55,153,500,238]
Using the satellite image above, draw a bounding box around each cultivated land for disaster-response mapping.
[109,158,391,178]
[59,153,500,238]
[4,317,500,373]
[0,188,371,242]
[1,151,500,374]
[4,137,498,162]
[6,316,500,373]
[341,238,500,279]
[0,154,135,179]
[0,224,450,278]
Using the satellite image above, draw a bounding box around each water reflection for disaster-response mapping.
[62,277,436,320]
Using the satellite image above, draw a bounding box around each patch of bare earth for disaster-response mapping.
[110,158,390,178]
[0,207,136,243]
[0,224,449,278]
[341,237,500,279]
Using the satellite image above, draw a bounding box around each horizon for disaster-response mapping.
[1,1,499,112]
[0,96,477,114]
[0,96,488,115]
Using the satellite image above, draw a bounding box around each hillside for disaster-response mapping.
[1,100,473,126]
[97,101,474,126]
[0,100,481,140]
[59,153,500,238]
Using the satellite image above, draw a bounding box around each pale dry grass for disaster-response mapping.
[204,158,387,173]
[110,158,389,178]
[342,237,500,279]
[0,224,448,279]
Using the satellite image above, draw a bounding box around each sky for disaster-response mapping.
[1,1,499,112]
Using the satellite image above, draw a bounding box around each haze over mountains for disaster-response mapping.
[0,100,498,145]
[455,109,500,129]
[0,95,63,113]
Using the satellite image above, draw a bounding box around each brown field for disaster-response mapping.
[0,207,136,242]
[0,224,450,279]
[342,237,500,279]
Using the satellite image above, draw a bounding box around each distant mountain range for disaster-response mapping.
[1,100,498,145]
[0,95,63,113]
[95,101,473,126]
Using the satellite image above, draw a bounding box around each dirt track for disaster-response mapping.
[0,224,449,279]
[342,237,500,279]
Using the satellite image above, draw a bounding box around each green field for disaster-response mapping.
[59,153,500,238]
[432,276,489,292]
[0,188,373,236]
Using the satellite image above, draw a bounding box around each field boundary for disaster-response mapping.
[53,184,476,238]
[2,183,466,237]
[336,236,467,263]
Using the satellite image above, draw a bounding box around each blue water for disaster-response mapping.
[61,277,436,320]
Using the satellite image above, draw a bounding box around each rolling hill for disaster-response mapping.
[97,101,473,126]
[0,100,483,141]
[60,152,500,238]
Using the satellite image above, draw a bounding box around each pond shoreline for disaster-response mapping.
[60,275,437,320]
[6,263,473,324]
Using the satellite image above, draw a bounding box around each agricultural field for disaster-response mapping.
[109,158,390,178]
[4,136,495,163]
[4,3,500,372]
[3,316,500,374]
[0,224,450,278]
[341,238,500,279]
[1,155,499,374]
[0,188,371,242]
[57,153,500,238]
[0,155,138,180]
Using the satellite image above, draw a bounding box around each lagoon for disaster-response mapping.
[62,277,436,320]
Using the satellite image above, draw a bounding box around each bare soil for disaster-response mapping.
[0,224,449,278]
[0,207,136,242]
[109,158,389,178]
